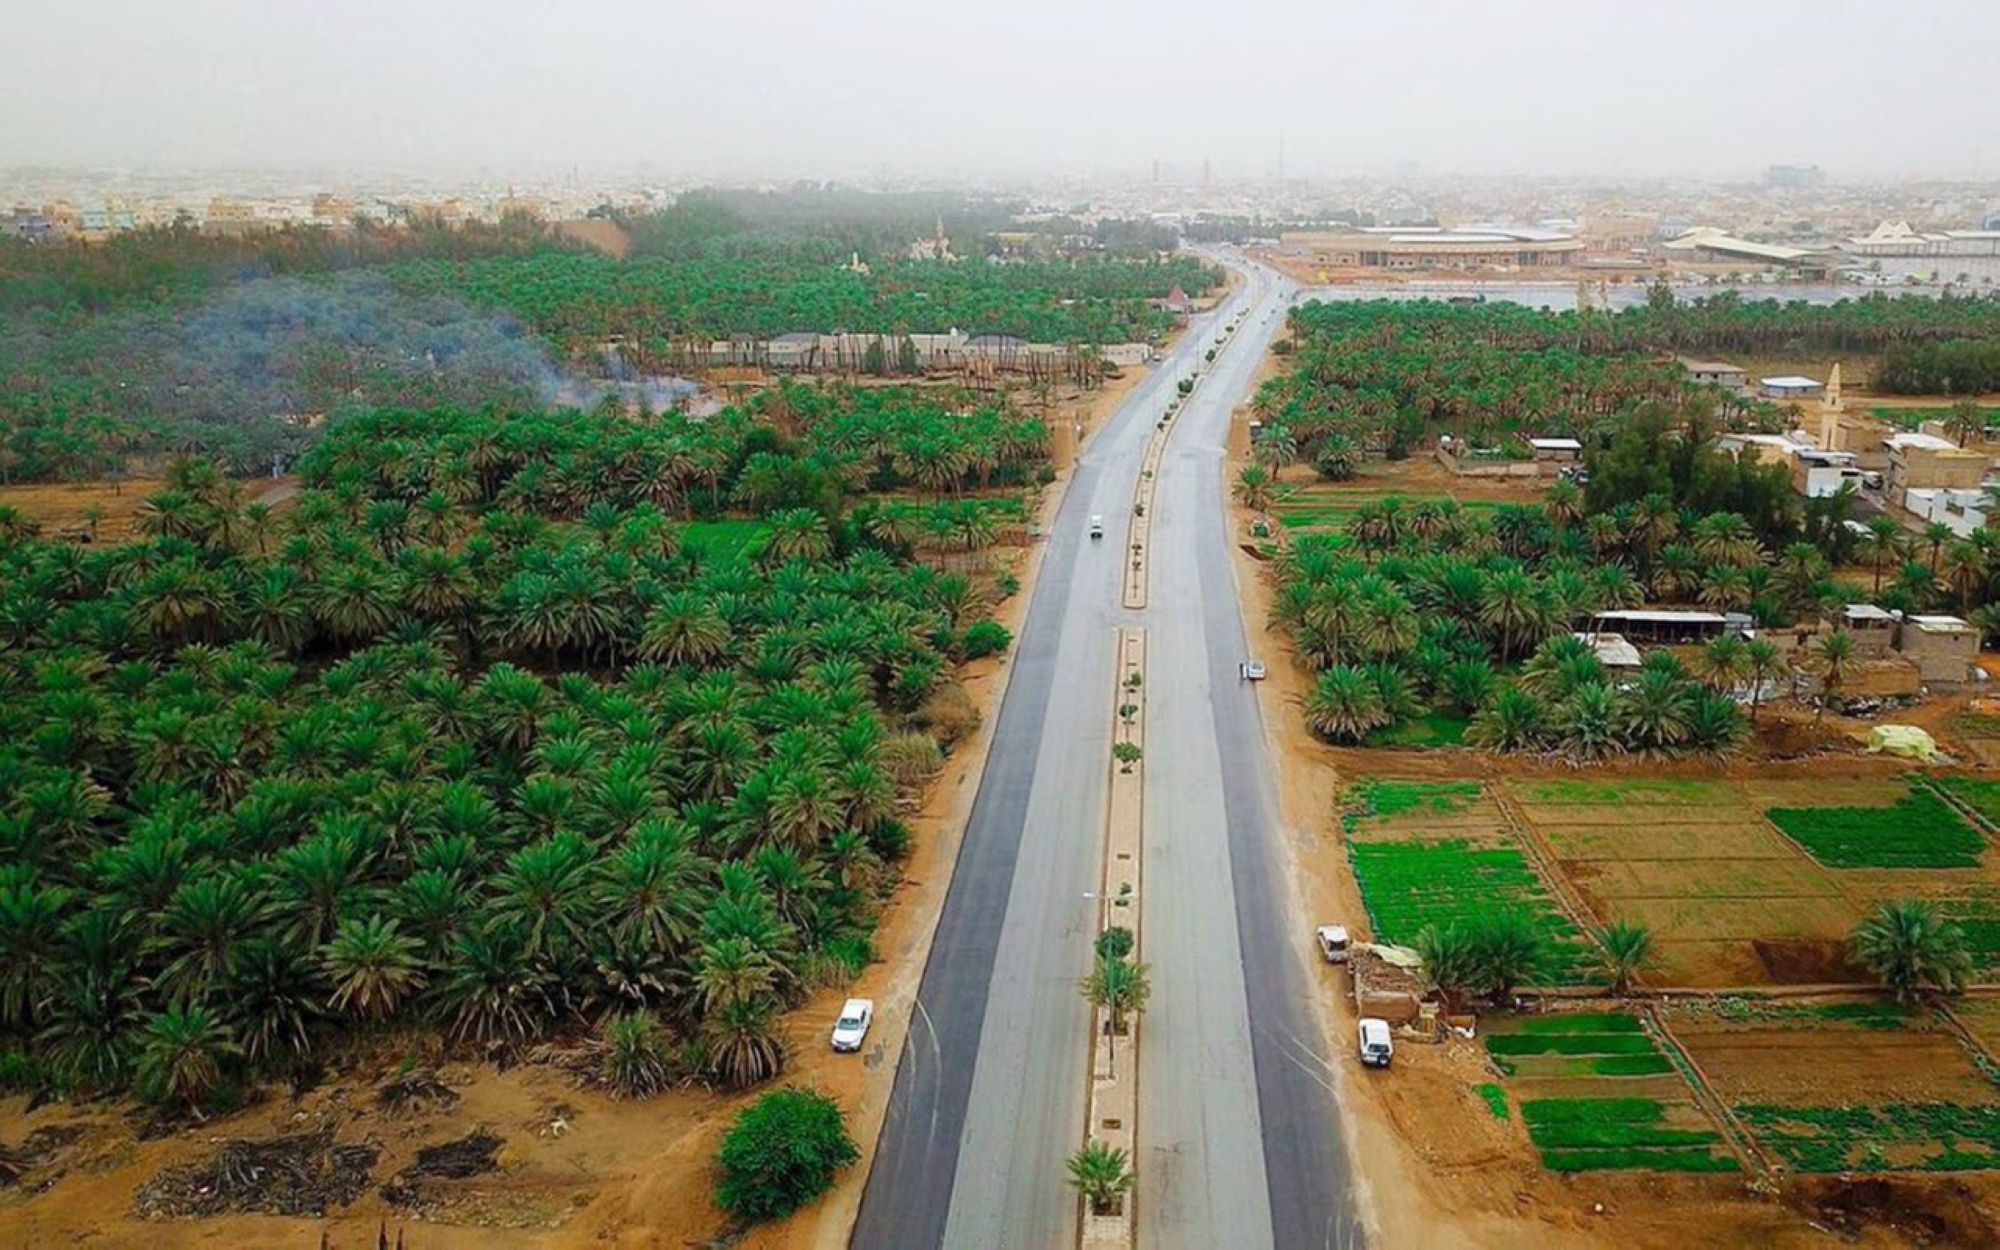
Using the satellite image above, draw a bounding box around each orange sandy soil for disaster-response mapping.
[0,362,1153,1248]
[0,476,168,543]
[1220,407,2000,1245]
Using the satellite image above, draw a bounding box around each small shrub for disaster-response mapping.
[881,731,946,784]
[1095,926,1135,961]
[715,1087,860,1223]
[959,619,1012,661]
[1112,741,1143,773]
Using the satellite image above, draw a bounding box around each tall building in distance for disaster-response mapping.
[1766,164,1827,189]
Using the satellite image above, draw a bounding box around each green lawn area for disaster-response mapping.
[681,519,770,562]
[1366,710,1469,748]
[1766,785,1984,869]
[1347,838,1591,980]
[1940,893,2000,969]
[1269,490,1504,532]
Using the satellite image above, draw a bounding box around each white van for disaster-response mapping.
[1358,1017,1393,1068]
[1088,515,1105,540]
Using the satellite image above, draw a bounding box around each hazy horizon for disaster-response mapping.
[4,0,1997,182]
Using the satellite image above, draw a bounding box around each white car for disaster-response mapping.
[1358,1017,1394,1068]
[831,998,873,1052]
[1088,515,1105,540]
[1315,924,1351,963]
[1241,659,1267,681]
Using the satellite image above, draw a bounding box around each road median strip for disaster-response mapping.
[1079,627,1145,1247]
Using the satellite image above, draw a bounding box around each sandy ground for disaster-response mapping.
[1218,403,2000,1246]
[0,360,1158,1247]
[0,476,170,543]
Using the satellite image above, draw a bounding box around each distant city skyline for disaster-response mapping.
[3,1,1996,182]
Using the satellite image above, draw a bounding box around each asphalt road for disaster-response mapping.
[854,254,1358,1248]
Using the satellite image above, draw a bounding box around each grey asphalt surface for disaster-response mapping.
[854,255,1359,1249]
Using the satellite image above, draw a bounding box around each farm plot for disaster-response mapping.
[1765,782,1985,870]
[1511,779,1865,987]
[1484,1013,1737,1174]
[1345,779,1592,979]
[1666,1001,2000,1172]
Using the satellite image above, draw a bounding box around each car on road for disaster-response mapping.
[1088,515,1105,540]
[831,998,874,1052]
[1315,924,1350,963]
[1241,659,1267,680]
[1358,1017,1393,1068]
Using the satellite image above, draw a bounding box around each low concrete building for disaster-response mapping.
[1678,358,1749,394]
[1886,431,1988,494]
[1589,609,1738,646]
[1527,437,1583,464]
[1277,225,1585,271]
[1842,604,1900,659]
[1760,375,1824,400]
[1900,615,1981,683]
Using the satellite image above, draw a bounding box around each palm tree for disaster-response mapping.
[764,508,832,564]
[1479,569,1551,659]
[1304,666,1388,743]
[701,994,786,1088]
[1543,478,1583,530]
[1081,954,1151,1073]
[1922,522,1954,574]
[135,1003,241,1114]
[1944,397,1987,448]
[1232,464,1276,513]
[1466,687,1545,752]
[1811,630,1860,720]
[1066,1141,1136,1216]
[599,1011,672,1098]
[321,916,426,1021]
[1692,635,1752,693]
[1851,900,1972,1002]
[1743,638,1785,722]
[1599,919,1654,996]
[1619,668,1695,751]
[1859,516,1906,594]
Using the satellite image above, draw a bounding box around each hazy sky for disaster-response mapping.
[3,0,1995,180]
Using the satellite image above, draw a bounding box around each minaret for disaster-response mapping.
[1819,362,1844,449]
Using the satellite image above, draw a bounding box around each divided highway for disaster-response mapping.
[854,255,1361,1249]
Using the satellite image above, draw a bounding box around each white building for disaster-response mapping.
[1903,486,1992,538]
[1759,375,1824,400]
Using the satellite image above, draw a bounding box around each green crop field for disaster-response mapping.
[1516,777,1735,806]
[1736,1103,2000,1172]
[1518,1096,1738,1173]
[1487,1012,1671,1077]
[1765,785,1984,868]
[1934,775,2000,827]
[1347,838,1590,980]
[1351,778,1482,819]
